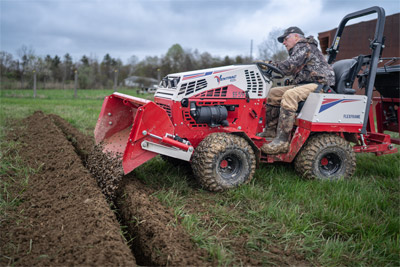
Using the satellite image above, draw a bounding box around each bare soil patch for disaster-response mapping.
[1,111,309,266]
[1,111,135,266]
[1,111,209,266]
[116,178,210,266]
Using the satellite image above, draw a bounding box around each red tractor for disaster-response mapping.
[95,6,398,191]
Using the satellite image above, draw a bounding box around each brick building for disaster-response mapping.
[318,13,399,60]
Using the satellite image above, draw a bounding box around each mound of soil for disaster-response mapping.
[1,110,309,266]
[50,112,210,266]
[1,111,209,266]
[86,145,124,201]
[1,111,135,266]
[117,178,209,266]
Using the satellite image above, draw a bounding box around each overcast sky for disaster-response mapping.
[1,0,399,64]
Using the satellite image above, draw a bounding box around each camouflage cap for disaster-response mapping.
[277,26,305,43]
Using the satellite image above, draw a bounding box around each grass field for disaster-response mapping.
[1,89,399,266]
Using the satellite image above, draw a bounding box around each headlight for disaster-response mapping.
[161,76,180,89]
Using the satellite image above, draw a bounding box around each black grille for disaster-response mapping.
[245,70,263,96]
[182,111,207,128]
[178,79,208,96]
[195,86,228,98]
[156,103,172,118]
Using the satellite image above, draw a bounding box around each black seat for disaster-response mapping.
[332,57,363,94]
[296,56,363,113]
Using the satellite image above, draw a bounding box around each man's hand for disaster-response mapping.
[254,60,273,69]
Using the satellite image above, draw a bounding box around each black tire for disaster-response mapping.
[191,133,256,192]
[294,133,356,180]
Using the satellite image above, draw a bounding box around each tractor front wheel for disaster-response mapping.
[191,133,256,192]
[294,133,356,180]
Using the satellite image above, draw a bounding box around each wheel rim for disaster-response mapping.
[319,152,342,176]
[217,153,242,181]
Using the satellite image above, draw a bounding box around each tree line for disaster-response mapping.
[1,30,287,90]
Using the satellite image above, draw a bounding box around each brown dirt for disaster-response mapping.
[86,144,124,201]
[86,143,209,265]
[51,112,210,266]
[0,111,135,266]
[0,111,209,266]
[1,110,310,266]
[116,178,210,266]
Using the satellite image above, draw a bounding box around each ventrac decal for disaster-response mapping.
[215,74,237,84]
[319,98,360,113]
[182,69,233,81]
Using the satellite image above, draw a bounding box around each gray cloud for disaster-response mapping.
[1,0,398,63]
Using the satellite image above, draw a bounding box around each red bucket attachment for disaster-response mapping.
[94,93,174,174]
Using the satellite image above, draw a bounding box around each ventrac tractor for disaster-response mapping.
[95,6,398,191]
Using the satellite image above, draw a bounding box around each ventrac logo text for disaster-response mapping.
[214,74,237,84]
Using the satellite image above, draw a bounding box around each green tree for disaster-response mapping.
[17,45,36,88]
[62,53,73,87]
[223,55,234,66]
[136,56,160,79]
[235,55,243,64]
[81,55,90,66]
[51,55,62,82]
[165,43,185,73]
[42,55,53,88]
[0,51,15,79]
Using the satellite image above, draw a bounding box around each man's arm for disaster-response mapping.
[273,46,309,76]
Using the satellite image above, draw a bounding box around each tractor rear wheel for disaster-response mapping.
[191,133,256,192]
[294,133,356,180]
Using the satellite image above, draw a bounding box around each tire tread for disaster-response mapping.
[294,133,356,180]
[191,133,256,192]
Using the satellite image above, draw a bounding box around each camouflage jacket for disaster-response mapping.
[274,36,335,86]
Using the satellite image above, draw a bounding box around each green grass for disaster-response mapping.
[0,88,153,135]
[1,89,399,266]
[136,157,399,266]
[0,88,147,100]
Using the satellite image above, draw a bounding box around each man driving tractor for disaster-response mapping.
[258,26,335,155]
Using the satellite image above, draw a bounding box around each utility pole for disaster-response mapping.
[74,69,78,99]
[33,70,37,98]
[250,39,253,61]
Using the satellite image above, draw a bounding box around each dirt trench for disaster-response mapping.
[1,111,311,266]
[1,111,135,266]
[1,111,208,266]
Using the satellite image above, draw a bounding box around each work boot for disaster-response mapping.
[257,105,280,139]
[261,108,296,154]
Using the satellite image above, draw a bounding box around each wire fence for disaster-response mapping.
[2,69,125,98]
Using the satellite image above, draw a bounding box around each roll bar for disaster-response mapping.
[327,6,386,135]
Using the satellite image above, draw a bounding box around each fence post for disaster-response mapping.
[63,65,66,90]
[74,69,78,98]
[113,69,118,92]
[33,70,37,98]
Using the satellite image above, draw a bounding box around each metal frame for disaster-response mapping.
[327,6,386,135]
[94,6,397,176]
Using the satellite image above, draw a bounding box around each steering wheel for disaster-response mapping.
[256,62,285,79]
